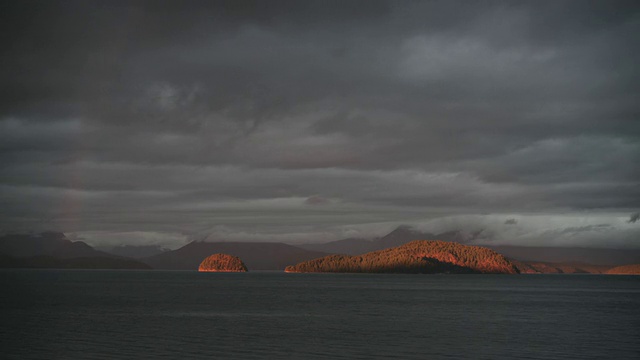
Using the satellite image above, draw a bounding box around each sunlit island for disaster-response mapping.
[198,253,248,272]
[285,240,520,274]
[606,264,640,275]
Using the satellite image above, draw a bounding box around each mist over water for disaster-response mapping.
[1,270,639,359]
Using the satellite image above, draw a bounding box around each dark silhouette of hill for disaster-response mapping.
[511,260,612,274]
[376,225,435,249]
[300,237,375,255]
[0,232,151,269]
[0,253,151,269]
[198,253,248,272]
[96,244,169,259]
[606,264,640,275]
[486,245,640,266]
[0,232,113,259]
[285,240,519,274]
[300,226,485,255]
[143,242,328,270]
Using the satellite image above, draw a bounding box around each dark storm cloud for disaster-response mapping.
[629,212,640,223]
[1,1,639,246]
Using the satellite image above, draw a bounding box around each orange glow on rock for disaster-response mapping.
[198,253,248,272]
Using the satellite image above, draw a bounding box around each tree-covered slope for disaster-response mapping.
[606,264,640,275]
[198,253,248,272]
[285,240,519,274]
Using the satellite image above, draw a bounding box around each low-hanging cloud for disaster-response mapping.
[1,1,639,248]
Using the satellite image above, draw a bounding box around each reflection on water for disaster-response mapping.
[1,270,639,359]
[166,311,328,318]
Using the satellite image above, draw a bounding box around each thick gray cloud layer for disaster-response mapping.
[1,1,639,247]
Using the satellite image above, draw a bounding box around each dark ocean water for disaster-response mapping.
[1,270,639,359]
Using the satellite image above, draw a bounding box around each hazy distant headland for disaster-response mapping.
[0,232,150,269]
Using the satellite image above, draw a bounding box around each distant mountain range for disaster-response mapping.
[299,225,485,255]
[95,244,169,259]
[143,242,327,271]
[1,228,639,273]
[509,260,612,274]
[484,245,640,266]
[299,225,640,266]
[0,232,150,269]
[0,232,329,271]
[0,232,112,259]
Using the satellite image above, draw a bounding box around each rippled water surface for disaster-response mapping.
[1,270,639,359]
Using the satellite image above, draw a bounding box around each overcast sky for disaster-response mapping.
[1,0,639,248]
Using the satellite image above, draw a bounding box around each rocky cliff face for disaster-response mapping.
[198,253,248,272]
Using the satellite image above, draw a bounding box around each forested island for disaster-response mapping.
[285,240,519,274]
[198,253,248,272]
[3,231,638,273]
[606,264,640,275]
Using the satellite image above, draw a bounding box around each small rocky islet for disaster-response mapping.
[198,253,248,272]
